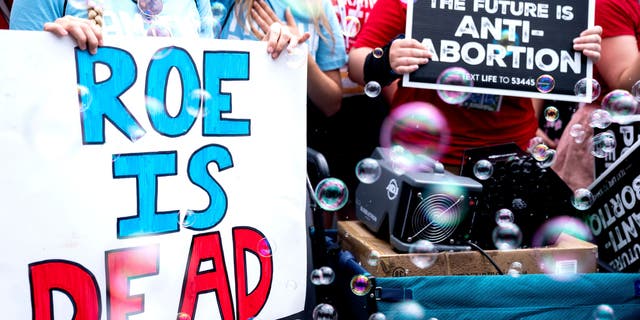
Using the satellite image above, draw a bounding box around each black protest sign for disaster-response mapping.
[594,116,640,178]
[404,0,595,102]
[587,138,640,272]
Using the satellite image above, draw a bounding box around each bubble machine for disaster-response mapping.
[355,147,483,252]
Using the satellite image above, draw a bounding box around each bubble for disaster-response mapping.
[507,261,523,277]
[364,81,382,98]
[343,15,362,38]
[544,106,559,122]
[77,84,92,113]
[436,67,473,104]
[177,312,191,320]
[367,250,381,267]
[387,145,415,174]
[138,0,163,17]
[408,240,438,269]
[593,304,615,320]
[571,188,595,211]
[283,46,307,69]
[591,131,616,158]
[493,28,520,51]
[574,78,601,102]
[537,148,556,168]
[589,109,612,129]
[527,136,544,153]
[530,143,549,161]
[369,312,387,320]
[314,177,349,211]
[632,80,640,101]
[180,209,198,228]
[312,303,338,320]
[126,125,146,143]
[473,159,493,180]
[569,124,586,144]
[146,22,173,37]
[512,198,527,210]
[319,266,335,285]
[152,46,174,60]
[492,222,522,250]
[350,274,373,296]
[356,158,382,184]
[601,89,638,116]
[495,208,515,225]
[536,74,555,93]
[372,47,384,59]
[388,301,426,320]
[532,216,593,247]
[187,89,212,117]
[379,101,450,164]
[257,237,275,257]
[210,2,226,20]
[145,95,165,117]
[310,268,324,286]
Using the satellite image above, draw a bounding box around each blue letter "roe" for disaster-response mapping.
[75,47,250,237]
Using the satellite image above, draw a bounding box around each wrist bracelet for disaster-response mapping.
[363,34,404,87]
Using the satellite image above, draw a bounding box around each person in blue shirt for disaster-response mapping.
[213,0,347,117]
[9,0,305,58]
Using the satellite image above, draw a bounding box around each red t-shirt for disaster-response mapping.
[594,0,640,99]
[353,0,537,167]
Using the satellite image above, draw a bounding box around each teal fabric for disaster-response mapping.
[376,274,640,319]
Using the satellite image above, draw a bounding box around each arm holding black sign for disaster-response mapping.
[594,0,640,92]
[550,0,640,193]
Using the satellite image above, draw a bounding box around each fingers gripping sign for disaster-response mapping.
[44,15,104,54]
[251,3,310,59]
[389,38,432,74]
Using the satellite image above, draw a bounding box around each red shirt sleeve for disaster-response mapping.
[353,0,406,48]
[596,0,640,39]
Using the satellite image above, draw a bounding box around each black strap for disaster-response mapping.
[363,34,404,87]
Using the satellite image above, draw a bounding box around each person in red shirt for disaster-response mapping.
[552,0,640,190]
[348,0,602,171]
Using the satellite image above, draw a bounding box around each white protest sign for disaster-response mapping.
[0,30,308,320]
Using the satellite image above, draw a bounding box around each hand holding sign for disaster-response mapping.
[572,25,602,63]
[44,15,103,54]
[389,38,432,74]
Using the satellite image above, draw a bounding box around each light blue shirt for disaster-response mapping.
[212,0,347,72]
[10,0,213,38]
